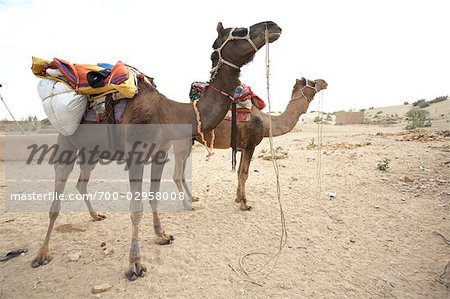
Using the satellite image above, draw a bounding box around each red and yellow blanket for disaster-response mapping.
[31,56,137,98]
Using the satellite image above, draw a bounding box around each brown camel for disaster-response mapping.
[30,21,282,281]
[172,78,327,210]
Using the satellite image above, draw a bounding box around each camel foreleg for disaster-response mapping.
[235,147,255,211]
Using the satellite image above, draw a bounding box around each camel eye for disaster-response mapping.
[232,28,248,37]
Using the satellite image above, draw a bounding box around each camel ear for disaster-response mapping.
[217,22,224,34]
[297,77,306,85]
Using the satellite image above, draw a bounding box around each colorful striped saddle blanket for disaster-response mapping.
[31,56,137,98]
[189,82,266,122]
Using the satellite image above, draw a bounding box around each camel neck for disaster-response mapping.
[208,66,241,95]
[194,66,241,131]
[259,89,314,137]
[151,65,241,139]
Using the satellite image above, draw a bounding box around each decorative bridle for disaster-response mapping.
[210,27,259,78]
[195,26,260,166]
[297,79,321,102]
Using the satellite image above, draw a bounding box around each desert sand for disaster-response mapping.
[0,102,449,298]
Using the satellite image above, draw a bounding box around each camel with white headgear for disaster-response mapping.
[31,21,282,281]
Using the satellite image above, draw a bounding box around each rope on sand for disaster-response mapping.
[433,231,450,246]
[314,90,338,222]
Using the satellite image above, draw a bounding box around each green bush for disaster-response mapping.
[377,158,390,171]
[404,101,409,105]
[429,96,448,104]
[417,101,430,108]
[412,99,426,107]
[405,108,430,130]
[376,111,383,115]
[314,116,322,123]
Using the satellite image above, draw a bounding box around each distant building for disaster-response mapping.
[335,111,365,125]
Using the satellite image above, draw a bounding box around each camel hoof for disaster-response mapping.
[191,196,200,202]
[240,205,252,211]
[126,269,146,281]
[156,235,174,245]
[128,273,139,281]
[91,213,107,221]
[235,197,240,203]
[31,253,52,268]
[126,262,147,281]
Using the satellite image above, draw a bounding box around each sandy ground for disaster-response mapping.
[0,117,449,298]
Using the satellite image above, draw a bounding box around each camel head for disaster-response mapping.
[292,78,328,101]
[211,21,282,74]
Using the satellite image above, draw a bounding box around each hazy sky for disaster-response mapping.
[0,0,449,120]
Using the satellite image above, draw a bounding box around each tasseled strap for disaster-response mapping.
[231,101,237,171]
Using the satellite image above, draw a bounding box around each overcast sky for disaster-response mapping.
[0,0,449,120]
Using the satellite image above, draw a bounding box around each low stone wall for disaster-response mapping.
[335,112,365,125]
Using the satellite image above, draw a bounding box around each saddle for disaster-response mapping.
[189,82,266,122]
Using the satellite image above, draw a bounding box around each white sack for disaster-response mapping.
[37,79,88,136]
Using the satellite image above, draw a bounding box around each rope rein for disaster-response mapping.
[192,100,214,157]
[235,26,288,285]
[314,90,339,222]
[208,85,235,101]
[0,86,43,144]
[316,91,324,200]
[265,25,288,258]
[191,81,238,156]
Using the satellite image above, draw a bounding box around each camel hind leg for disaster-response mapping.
[76,162,106,221]
[172,148,191,210]
[181,158,197,202]
[125,162,147,281]
[150,150,174,244]
[173,152,195,210]
[172,139,197,205]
